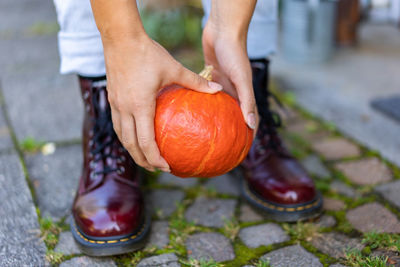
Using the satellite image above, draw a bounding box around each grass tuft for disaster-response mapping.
[20,137,44,153]
[345,249,389,267]
[362,231,400,251]
[282,222,319,242]
[45,250,63,265]
[39,217,62,249]
[180,258,224,267]
[254,258,271,267]
[221,218,240,241]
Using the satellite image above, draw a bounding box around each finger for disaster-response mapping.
[176,66,223,94]
[110,107,122,138]
[120,114,154,172]
[134,107,170,172]
[231,66,257,130]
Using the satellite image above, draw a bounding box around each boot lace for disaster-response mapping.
[89,87,125,178]
[256,93,291,158]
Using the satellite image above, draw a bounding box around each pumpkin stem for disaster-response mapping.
[199,65,213,81]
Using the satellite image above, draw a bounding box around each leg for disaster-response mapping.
[53,0,150,255]
[203,0,322,222]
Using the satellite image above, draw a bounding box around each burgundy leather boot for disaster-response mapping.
[241,59,322,222]
[70,76,150,256]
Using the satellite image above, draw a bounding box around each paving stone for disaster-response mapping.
[149,189,185,219]
[185,197,237,227]
[186,232,235,262]
[137,253,180,267]
[1,37,83,143]
[314,215,337,228]
[60,256,116,267]
[330,180,358,198]
[55,231,81,255]
[239,204,263,222]
[261,245,322,267]
[301,155,330,178]
[346,202,400,233]
[204,173,241,196]
[158,172,198,188]
[146,221,169,249]
[323,197,346,211]
[335,158,392,185]
[285,119,314,138]
[312,138,361,160]
[371,249,400,267]
[3,71,82,143]
[285,120,330,142]
[375,180,400,210]
[311,232,364,259]
[239,223,289,248]
[0,153,47,266]
[0,108,13,152]
[25,144,81,220]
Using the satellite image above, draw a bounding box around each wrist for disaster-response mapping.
[101,27,148,46]
[206,18,247,44]
[204,20,247,49]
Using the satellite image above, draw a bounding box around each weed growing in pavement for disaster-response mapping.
[168,202,202,256]
[282,222,319,242]
[45,250,64,265]
[221,218,240,241]
[114,250,145,266]
[20,137,44,153]
[345,249,389,267]
[254,258,271,267]
[180,258,224,267]
[362,231,400,251]
[39,217,63,249]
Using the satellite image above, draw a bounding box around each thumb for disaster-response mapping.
[177,67,222,94]
[234,78,257,130]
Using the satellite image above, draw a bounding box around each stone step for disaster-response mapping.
[0,153,47,266]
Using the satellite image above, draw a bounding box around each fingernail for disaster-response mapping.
[208,81,223,92]
[161,167,171,173]
[247,113,256,129]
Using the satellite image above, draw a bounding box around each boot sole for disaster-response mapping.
[70,213,151,256]
[241,177,323,222]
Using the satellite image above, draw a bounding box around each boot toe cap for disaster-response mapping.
[73,182,145,237]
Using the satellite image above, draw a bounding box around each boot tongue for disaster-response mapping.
[93,87,109,119]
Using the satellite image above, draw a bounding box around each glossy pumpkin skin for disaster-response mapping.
[155,86,253,178]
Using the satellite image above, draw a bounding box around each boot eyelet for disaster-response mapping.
[117,166,125,174]
[90,172,96,179]
[89,160,95,168]
[88,140,94,147]
[117,155,126,163]
[83,91,90,100]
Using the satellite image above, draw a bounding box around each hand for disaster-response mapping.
[103,36,222,172]
[202,22,258,131]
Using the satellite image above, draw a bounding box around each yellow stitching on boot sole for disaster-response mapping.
[73,220,146,245]
[244,181,320,212]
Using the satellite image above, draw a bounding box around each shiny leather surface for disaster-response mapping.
[242,132,317,205]
[241,60,317,205]
[72,77,145,237]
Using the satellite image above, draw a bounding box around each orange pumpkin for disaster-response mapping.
[155,67,253,178]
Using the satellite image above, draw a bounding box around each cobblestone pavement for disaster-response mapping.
[1,1,400,267]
